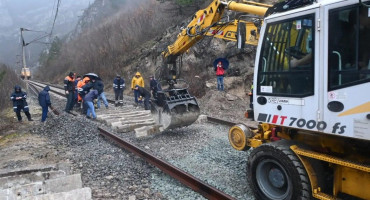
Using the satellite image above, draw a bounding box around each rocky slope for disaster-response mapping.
[117,22,258,123]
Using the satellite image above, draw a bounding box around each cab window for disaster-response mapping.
[257,14,315,97]
[328,5,370,90]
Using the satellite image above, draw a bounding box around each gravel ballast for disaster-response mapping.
[26,83,256,199]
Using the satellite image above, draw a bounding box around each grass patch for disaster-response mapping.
[0,133,21,145]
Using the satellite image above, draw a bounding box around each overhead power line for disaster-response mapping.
[50,0,61,37]
[26,34,50,46]
[49,0,57,26]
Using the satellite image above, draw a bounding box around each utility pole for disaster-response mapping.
[20,28,31,83]
[20,28,28,69]
[16,55,21,70]
[19,27,49,81]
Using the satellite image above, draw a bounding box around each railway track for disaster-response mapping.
[27,80,245,199]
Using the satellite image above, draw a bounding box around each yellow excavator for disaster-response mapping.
[154,0,270,130]
[160,0,370,199]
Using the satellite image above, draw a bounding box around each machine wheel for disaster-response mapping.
[228,124,253,151]
[247,140,311,200]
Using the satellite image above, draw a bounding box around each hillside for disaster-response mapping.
[36,0,275,124]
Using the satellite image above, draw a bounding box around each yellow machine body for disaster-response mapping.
[227,0,370,199]
[162,0,370,199]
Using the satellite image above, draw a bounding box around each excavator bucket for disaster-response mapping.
[151,88,200,130]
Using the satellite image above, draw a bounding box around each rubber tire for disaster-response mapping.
[247,140,311,200]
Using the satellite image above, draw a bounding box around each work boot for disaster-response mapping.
[28,118,33,121]
[105,106,109,109]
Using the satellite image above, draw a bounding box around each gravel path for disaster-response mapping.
[26,83,256,199]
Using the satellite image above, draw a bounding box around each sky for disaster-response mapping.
[0,0,92,66]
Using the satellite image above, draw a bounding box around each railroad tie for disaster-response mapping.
[105,116,154,126]
[135,125,164,138]
[116,122,157,133]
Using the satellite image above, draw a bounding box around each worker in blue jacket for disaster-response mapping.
[84,90,99,119]
[10,85,33,122]
[113,75,125,106]
[134,85,151,110]
[92,78,108,109]
[38,86,51,122]
[80,81,93,114]
[149,76,161,99]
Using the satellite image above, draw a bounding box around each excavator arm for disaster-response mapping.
[162,0,271,64]
[153,0,271,131]
[204,18,260,46]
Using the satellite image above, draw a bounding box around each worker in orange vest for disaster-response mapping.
[74,75,81,105]
[77,76,90,114]
[77,77,90,102]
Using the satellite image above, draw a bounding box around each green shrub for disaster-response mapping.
[0,64,24,113]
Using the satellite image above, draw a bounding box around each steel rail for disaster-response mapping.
[207,116,237,127]
[207,117,258,130]
[31,80,64,90]
[98,127,235,200]
[29,81,66,97]
[28,82,60,115]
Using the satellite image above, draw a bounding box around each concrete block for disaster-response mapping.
[0,174,83,199]
[26,187,92,200]
[0,164,58,178]
[135,126,152,138]
[111,121,123,128]
[0,182,44,200]
[44,174,82,193]
[0,171,67,190]
[104,118,125,125]
[115,124,130,132]
[0,163,70,190]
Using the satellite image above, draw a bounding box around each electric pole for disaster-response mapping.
[20,28,29,69]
